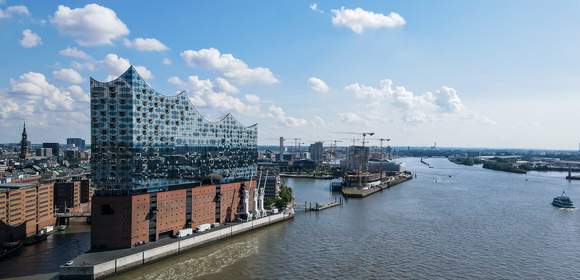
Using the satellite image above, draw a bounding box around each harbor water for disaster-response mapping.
[2,157,580,279]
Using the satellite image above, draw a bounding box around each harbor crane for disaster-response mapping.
[335,132,375,146]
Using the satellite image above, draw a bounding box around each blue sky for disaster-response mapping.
[1,0,580,149]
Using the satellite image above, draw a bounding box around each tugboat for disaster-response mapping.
[552,191,575,209]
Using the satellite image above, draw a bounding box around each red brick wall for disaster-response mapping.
[155,189,186,238]
[219,181,255,223]
[130,194,149,246]
[190,185,215,228]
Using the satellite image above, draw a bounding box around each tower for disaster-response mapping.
[19,121,28,159]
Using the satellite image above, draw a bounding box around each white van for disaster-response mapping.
[196,223,211,233]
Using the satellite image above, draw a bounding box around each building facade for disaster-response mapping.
[66,138,86,151]
[42,143,60,158]
[90,66,257,194]
[309,142,324,163]
[0,183,56,245]
[90,66,259,250]
[343,146,370,173]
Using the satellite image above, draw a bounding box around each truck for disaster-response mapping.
[175,228,193,238]
[196,223,211,233]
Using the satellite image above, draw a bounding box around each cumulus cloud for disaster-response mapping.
[162,58,172,65]
[215,77,239,94]
[59,46,93,61]
[345,79,476,124]
[51,4,129,46]
[0,5,29,19]
[310,3,324,13]
[123,37,168,52]
[308,77,329,93]
[339,112,365,124]
[7,72,74,113]
[267,105,308,127]
[103,53,153,80]
[67,85,89,103]
[180,48,278,85]
[20,29,42,48]
[53,68,83,84]
[331,7,405,33]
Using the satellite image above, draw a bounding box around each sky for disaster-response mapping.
[1,1,580,150]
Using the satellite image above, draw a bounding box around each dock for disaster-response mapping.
[59,212,294,280]
[342,173,413,198]
[304,198,343,211]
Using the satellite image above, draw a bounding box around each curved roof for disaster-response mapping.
[91,65,257,129]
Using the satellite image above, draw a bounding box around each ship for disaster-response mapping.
[552,191,575,209]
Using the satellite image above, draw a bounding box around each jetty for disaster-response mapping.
[59,212,294,280]
[342,173,412,198]
[304,198,343,212]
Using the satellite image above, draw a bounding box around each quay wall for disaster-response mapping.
[60,212,293,280]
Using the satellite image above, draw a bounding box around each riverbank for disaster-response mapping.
[60,212,294,280]
[342,173,413,198]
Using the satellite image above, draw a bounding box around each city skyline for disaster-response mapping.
[1,1,580,149]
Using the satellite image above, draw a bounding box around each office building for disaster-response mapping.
[42,143,60,158]
[90,66,259,249]
[309,142,323,163]
[66,138,86,151]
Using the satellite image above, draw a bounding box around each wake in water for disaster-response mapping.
[137,238,259,280]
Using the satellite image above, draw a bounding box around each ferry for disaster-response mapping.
[552,191,575,209]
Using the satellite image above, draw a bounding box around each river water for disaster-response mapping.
[2,157,580,279]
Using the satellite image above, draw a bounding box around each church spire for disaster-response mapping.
[19,121,28,159]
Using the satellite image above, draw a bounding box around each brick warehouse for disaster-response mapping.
[91,181,256,249]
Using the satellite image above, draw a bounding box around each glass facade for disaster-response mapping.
[90,66,258,194]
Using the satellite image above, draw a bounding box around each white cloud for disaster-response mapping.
[344,79,475,124]
[123,37,168,52]
[331,7,405,33]
[0,5,29,19]
[103,53,153,80]
[20,29,42,48]
[267,105,308,127]
[134,66,153,80]
[67,85,89,102]
[162,58,172,65]
[59,47,93,61]
[308,77,329,93]
[215,77,239,94]
[51,4,129,46]
[8,72,74,112]
[53,68,83,84]
[310,3,324,13]
[433,86,464,113]
[71,61,95,72]
[245,94,260,104]
[339,112,365,124]
[180,48,278,85]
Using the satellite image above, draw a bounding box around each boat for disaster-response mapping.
[552,191,575,209]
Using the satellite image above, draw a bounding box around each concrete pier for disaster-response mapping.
[59,212,294,280]
[342,173,413,198]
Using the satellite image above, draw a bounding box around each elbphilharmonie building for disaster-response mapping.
[90,66,259,249]
[90,66,258,195]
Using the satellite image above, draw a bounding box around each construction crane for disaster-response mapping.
[374,138,391,159]
[335,132,375,146]
[291,138,301,153]
[331,140,344,159]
